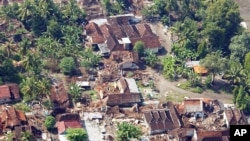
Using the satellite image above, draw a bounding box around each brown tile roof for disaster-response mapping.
[225,108,247,125]
[50,83,70,109]
[144,109,178,135]
[0,85,11,99]
[110,26,126,40]
[85,22,105,44]
[105,93,142,106]
[0,106,26,128]
[122,25,140,38]
[57,120,82,134]
[184,99,204,113]
[99,24,111,39]
[107,16,131,26]
[56,113,80,122]
[106,35,124,51]
[16,110,27,122]
[197,130,230,141]
[130,36,161,49]
[135,24,155,37]
[6,83,20,100]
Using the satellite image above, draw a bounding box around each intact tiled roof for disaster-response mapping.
[106,93,142,106]
[123,25,140,38]
[135,24,155,37]
[197,130,230,141]
[85,22,105,44]
[144,109,178,135]
[16,110,27,122]
[56,121,66,134]
[130,36,161,49]
[184,99,204,113]
[56,113,80,121]
[99,24,111,38]
[0,106,26,127]
[110,26,126,40]
[0,85,11,99]
[106,35,124,51]
[107,16,131,26]
[6,83,20,100]
[232,109,242,123]
[57,120,82,134]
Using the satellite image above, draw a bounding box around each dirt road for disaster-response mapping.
[147,67,233,104]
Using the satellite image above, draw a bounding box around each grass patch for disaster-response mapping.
[14,103,31,112]
[166,93,185,102]
[177,81,192,90]
[84,90,98,100]
[190,87,203,93]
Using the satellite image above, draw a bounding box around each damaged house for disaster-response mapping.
[50,82,70,110]
[84,16,162,55]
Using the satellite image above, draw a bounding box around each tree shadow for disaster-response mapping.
[157,47,167,56]
[208,79,232,94]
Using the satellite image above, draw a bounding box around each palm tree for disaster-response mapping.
[37,77,51,99]
[19,37,32,56]
[223,62,247,85]
[22,52,42,74]
[20,76,38,102]
[18,0,35,21]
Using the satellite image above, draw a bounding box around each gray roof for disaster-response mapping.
[98,43,110,53]
[125,78,140,93]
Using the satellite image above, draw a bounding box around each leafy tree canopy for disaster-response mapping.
[116,122,142,141]
[66,128,87,141]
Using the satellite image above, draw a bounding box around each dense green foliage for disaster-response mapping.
[59,57,76,75]
[66,128,88,141]
[44,116,56,130]
[116,122,142,141]
[133,41,145,57]
[68,83,82,102]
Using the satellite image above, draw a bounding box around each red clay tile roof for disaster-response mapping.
[6,83,20,100]
[130,36,161,49]
[0,85,11,99]
[16,110,27,122]
[57,120,82,134]
[0,106,26,127]
[85,22,105,44]
[56,121,66,134]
